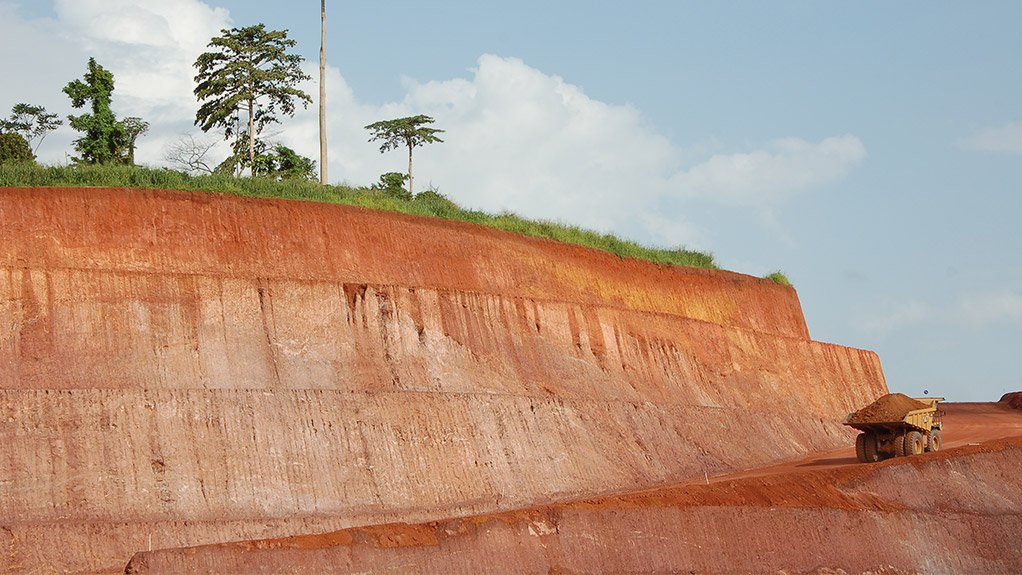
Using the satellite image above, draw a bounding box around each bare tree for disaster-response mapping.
[319,0,328,185]
[163,134,219,175]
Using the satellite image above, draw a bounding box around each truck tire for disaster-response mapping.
[894,433,908,457]
[927,429,942,452]
[856,433,879,463]
[905,431,925,456]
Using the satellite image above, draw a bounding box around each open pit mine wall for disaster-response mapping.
[128,439,1022,575]
[0,188,886,571]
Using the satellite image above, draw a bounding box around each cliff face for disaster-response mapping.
[0,187,886,573]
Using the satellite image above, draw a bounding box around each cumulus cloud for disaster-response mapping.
[669,135,866,207]
[961,121,1022,155]
[0,1,232,164]
[53,0,231,115]
[285,55,865,248]
[275,54,703,246]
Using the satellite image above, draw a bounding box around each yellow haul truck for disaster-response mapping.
[843,395,944,463]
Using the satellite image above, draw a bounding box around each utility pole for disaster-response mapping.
[319,0,328,185]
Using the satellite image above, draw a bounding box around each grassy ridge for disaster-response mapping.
[0,163,722,270]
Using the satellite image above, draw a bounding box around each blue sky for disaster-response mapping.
[2,1,1020,401]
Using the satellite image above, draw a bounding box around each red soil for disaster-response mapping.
[845,392,929,424]
[0,187,893,573]
[128,402,1022,574]
[1000,391,1022,410]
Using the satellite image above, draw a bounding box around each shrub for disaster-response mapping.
[0,132,34,165]
[371,172,411,200]
[765,271,792,287]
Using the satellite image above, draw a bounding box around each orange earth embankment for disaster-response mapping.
[128,404,1022,574]
[0,187,886,573]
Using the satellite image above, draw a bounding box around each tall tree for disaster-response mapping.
[1,103,62,154]
[63,58,122,164]
[63,58,146,165]
[193,24,312,175]
[319,0,328,185]
[365,115,444,197]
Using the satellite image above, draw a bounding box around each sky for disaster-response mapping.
[1,1,1020,401]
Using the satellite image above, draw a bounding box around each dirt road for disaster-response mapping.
[698,400,1022,483]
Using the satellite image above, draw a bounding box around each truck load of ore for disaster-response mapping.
[846,393,930,424]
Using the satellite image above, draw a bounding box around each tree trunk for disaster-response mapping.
[407,143,414,197]
[247,97,255,175]
[319,0,328,185]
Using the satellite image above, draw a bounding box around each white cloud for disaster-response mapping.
[959,289,1022,325]
[961,121,1022,155]
[53,0,232,122]
[0,1,232,164]
[286,55,865,249]
[278,54,704,247]
[669,135,866,207]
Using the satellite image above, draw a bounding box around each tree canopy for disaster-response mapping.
[0,132,35,165]
[63,58,121,164]
[0,103,62,154]
[255,144,317,181]
[365,115,444,196]
[193,24,312,175]
[63,58,147,165]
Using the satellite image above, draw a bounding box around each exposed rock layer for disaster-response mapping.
[0,187,887,573]
[128,407,1022,574]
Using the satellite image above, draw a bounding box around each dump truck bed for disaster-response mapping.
[844,406,940,433]
[843,396,944,433]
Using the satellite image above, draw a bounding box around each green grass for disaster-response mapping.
[764,271,793,287]
[1,162,720,270]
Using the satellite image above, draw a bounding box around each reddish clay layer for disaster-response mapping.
[128,425,1022,574]
[0,187,810,339]
[0,188,892,573]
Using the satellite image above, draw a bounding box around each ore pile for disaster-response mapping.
[846,393,929,424]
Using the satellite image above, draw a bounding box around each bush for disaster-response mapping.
[0,132,34,165]
[764,271,792,287]
[411,188,460,218]
[370,172,411,201]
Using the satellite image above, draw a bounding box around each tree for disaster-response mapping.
[319,0,328,185]
[1,103,62,154]
[118,117,150,165]
[365,115,444,197]
[163,134,219,175]
[64,58,121,164]
[63,58,146,165]
[259,144,316,180]
[0,132,35,165]
[193,24,312,175]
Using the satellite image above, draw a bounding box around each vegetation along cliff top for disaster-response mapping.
[1,162,770,277]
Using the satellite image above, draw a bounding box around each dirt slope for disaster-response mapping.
[127,402,1022,574]
[1,187,887,573]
